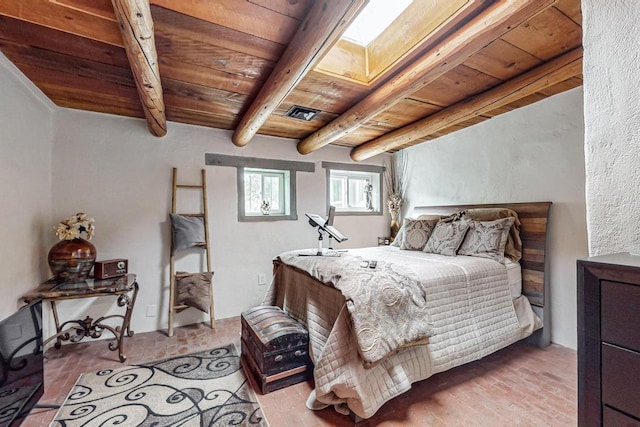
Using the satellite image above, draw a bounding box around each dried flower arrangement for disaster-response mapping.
[384,152,408,239]
[384,151,408,212]
[55,212,95,240]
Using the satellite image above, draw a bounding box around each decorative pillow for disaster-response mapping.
[400,218,439,250]
[393,215,445,247]
[423,219,471,256]
[176,271,213,313]
[462,208,522,262]
[170,213,205,252]
[457,217,515,263]
[390,223,406,247]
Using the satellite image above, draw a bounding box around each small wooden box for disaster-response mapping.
[94,259,128,279]
[241,305,312,394]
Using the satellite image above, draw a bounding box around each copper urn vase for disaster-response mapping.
[48,238,96,283]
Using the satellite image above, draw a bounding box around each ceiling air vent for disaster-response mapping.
[286,105,320,121]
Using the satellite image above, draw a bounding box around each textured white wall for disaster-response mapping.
[403,88,587,349]
[583,0,640,255]
[50,110,390,334]
[0,53,54,320]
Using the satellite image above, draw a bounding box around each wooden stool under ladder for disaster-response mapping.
[169,167,215,337]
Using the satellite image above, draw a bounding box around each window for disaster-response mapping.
[341,0,413,46]
[329,170,377,211]
[205,153,315,222]
[244,168,290,217]
[323,162,383,215]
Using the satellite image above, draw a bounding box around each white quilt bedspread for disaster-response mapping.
[264,246,542,418]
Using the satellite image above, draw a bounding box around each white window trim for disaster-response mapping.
[322,162,384,216]
[243,168,290,217]
[238,166,297,222]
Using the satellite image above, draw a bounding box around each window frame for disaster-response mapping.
[322,162,384,216]
[243,167,290,218]
[238,166,297,221]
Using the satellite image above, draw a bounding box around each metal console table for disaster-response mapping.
[22,274,138,362]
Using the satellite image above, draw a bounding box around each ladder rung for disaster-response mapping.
[176,184,203,189]
[172,304,189,310]
[175,213,204,217]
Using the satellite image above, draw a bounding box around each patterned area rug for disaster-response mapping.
[51,343,268,426]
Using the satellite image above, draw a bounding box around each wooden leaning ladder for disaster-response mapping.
[168,168,215,337]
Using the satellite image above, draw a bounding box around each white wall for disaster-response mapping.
[583,0,640,255]
[0,53,54,320]
[50,110,389,334]
[402,87,587,349]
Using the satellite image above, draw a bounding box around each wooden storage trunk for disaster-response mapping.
[241,305,312,394]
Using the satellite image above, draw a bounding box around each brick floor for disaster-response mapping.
[25,319,577,426]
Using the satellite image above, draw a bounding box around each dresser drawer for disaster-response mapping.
[604,406,640,427]
[602,343,640,419]
[601,280,640,352]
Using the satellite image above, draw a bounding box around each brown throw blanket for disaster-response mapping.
[277,251,431,365]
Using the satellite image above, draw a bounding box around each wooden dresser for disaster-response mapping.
[578,253,640,426]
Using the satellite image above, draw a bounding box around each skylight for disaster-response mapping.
[342,0,413,46]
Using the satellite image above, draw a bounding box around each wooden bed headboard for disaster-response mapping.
[413,202,552,346]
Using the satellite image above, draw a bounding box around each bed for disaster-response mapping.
[263,202,552,419]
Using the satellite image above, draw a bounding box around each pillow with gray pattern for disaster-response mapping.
[462,208,522,262]
[423,219,471,256]
[400,218,439,250]
[457,217,515,263]
[390,224,404,247]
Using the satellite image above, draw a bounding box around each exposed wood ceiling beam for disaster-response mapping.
[296,0,557,155]
[0,0,122,46]
[112,0,166,137]
[351,47,583,161]
[231,0,368,147]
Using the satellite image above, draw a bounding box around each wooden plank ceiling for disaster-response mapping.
[0,0,582,161]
